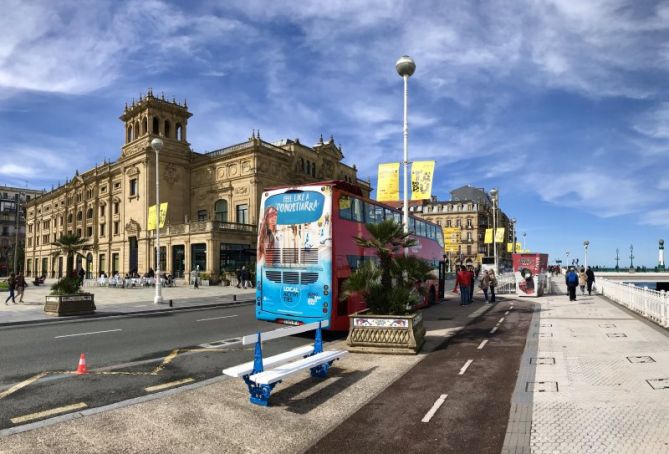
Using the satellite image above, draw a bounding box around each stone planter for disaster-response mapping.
[346,311,425,354]
[44,294,96,316]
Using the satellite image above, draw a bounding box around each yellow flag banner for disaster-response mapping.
[410,160,435,200]
[495,227,506,243]
[484,228,493,244]
[148,203,168,230]
[507,242,522,253]
[376,163,400,201]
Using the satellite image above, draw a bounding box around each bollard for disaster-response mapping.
[233,294,237,302]
[169,299,173,307]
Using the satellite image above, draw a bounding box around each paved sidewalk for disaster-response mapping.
[0,292,495,453]
[0,279,256,326]
[502,283,669,454]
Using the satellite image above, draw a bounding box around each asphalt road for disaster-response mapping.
[0,304,331,429]
[308,299,534,454]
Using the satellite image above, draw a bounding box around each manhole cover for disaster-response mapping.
[627,356,655,363]
[599,324,616,328]
[526,381,558,392]
[530,357,556,365]
[606,333,627,338]
[647,378,669,390]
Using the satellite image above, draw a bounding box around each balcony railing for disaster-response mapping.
[158,221,257,236]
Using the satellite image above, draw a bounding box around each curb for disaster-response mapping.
[0,298,255,328]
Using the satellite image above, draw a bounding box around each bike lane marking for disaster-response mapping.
[421,394,448,423]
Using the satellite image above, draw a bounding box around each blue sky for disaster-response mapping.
[1,0,668,267]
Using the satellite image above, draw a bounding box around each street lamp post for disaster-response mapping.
[523,232,527,252]
[511,218,517,256]
[395,55,416,239]
[566,250,570,266]
[583,240,589,269]
[151,138,164,304]
[490,188,498,274]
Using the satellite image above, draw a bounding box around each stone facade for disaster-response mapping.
[24,90,370,280]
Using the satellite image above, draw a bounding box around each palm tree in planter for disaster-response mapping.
[45,234,96,316]
[342,220,436,354]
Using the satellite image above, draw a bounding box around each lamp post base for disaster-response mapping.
[154,295,165,304]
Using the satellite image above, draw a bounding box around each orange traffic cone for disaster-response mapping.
[76,353,88,375]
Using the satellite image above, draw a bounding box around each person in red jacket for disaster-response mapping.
[453,265,472,306]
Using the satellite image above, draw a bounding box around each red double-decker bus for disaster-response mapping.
[256,180,445,331]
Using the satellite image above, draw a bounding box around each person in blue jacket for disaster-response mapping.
[565,266,578,301]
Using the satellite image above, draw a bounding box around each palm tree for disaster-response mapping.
[342,220,435,315]
[50,234,93,278]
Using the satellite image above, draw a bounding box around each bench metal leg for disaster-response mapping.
[310,360,335,378]
[243,375,278,406]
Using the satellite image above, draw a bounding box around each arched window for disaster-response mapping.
[312,163,316,177]
[134,121,139,139]
[152,117,159,134]
[176,123,183,141]
[87,208,93,219]
[214,200,228,222]
[306,160,311,175]
[300,158,305,172]
[77,211,83,221]
[68,213,73,224]
[127,125,133,143]
[142,117,148,135]
[164,120,171,138]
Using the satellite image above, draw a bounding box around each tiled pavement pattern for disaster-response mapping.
[502,283,669,454]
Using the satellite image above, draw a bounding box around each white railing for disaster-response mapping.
[495,273,516,294]
[598,279,669,328]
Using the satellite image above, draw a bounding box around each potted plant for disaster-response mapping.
[342,220,435,354]
[44,234,96,316]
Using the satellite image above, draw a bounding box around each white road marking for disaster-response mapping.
[145,378,194,392]
[490,326,498,334]
[196,315,239,322]
[421,394,448,423]
[498,317,505,323]
[458,359,473,375]
[11,402,87,424]
[477,339,488,350]
[505,311,510,315]
[55,329,122,339]
[133,305,149,308]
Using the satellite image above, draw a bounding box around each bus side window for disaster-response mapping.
[384,208,394,221]
[437,229,444,247]
[375,205,385,223]
[352,198,364,222]
[339,195,352,220]
[364,202,378,224]
[428,224,436,240]
[393,211,401,224]
[409,217,416,234]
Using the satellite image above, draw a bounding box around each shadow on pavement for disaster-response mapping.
[273,366,378,415]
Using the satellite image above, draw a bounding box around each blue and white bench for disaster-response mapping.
[222,321,347,406]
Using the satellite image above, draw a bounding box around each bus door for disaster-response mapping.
[438,260,446,299]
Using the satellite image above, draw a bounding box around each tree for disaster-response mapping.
[50,234,93,278]
[341,219,435,315]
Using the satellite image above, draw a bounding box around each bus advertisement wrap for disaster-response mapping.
[257,187,332,321]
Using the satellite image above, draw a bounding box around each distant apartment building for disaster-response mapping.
[24,89,370,279]
[391,185,515,269]
[0,186,44,276]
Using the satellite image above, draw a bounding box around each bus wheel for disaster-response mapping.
[429,286,437,306]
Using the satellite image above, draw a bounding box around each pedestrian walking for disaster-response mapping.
[565,266,578,301]
[479,270,491,303]
[191,266,200,289]
[453,265,472,306]
[488,269,497,303]
[467,265,475,304]
[235,268,242,288]
[578,267,587,295]
[585,266,595,295]
[78,267,86,285]
[15,272,26,303]
[4,272,17,305]
[241,266,250,289]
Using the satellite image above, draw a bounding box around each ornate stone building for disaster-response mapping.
[0,186,44,276]
[24,90,370,279]
[404,185,514,269]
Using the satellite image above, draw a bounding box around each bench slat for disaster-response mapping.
[249,350,347,385]
[222,345,314,378]
[241,320,330,345]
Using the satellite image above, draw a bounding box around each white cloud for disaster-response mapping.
[640,209,669,228]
